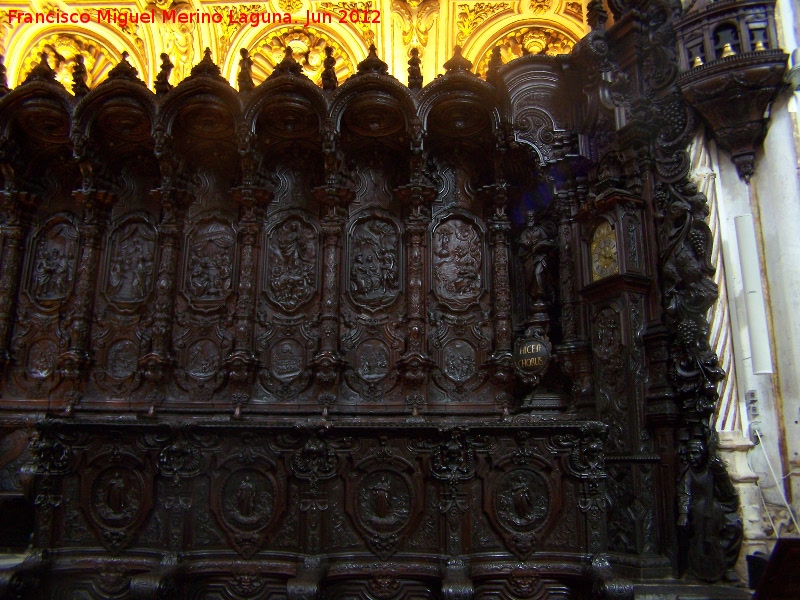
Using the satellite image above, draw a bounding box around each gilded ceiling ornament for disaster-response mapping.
[391,0,438,55]
[277,0,304,12]
[156,10,196,85]
[456,3,512,46]
[21,35,117,91]
[529,0,552,13]
[210,5,264,59]
[316,1,376,45]
[564,1,583,20]
[474,26,576,76]
[252,28,354,85]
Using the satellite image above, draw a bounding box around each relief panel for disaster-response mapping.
[103,219,157,309]
[183,219,237,307]
[265,214,318,313]
[347,215,402,311]
[27,217,79,306]
[431,214,484,311]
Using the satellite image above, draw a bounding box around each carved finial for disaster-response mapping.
[190,47,224,79]
[443,45,473,74]
[408,48,422,90]
[586,0,607,30]
[486,47,503,85]
[107,50,144,84]
[269,46,306,79]
[237,48,254,92]
[322,46,337,91]
[0,55,8,96]
[155,53,174,95]
[356,44,389,76]
[23,51,57,85]
[71,54,89,96]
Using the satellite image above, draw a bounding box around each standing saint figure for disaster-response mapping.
[677,438,743,582]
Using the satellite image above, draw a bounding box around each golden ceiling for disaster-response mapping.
[1,0,587,90]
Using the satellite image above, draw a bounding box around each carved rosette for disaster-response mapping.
[210,453,284,558]
[345,452,423,559]
[80,449,153,553]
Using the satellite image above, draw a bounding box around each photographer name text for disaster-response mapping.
[7,8,381,27]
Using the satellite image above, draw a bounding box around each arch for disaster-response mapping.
[464,19,584,78]
[330,73,418,137]
[222,22,367,89]
[2,24,148,90]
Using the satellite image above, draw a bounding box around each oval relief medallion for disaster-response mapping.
[221,469,275,533]
[495,469,550,533]
[356,339,390,383]
[442,340,476,383]
[91,467,143,529]
[270,339,304,382]
[356,470,411,535]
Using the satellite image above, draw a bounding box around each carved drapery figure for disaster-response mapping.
[518,211,557,306]
[677,438,743,582]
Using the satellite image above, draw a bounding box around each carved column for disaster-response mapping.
[226,189,267,415]
[311,187,350,414]
[554,172,593,412]
[138,189,184,405]
[397,184,435,416]
[487,184,514,412]
[57,190,110,409]
[0,194,32,366]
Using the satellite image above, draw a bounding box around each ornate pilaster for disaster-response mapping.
[226,188,268,415]
[487,184,514,411]
[0,193,33,366]
[311,186,350,414]
[138,189,184,409]
[397,183,436,417]
[57,189,111,411]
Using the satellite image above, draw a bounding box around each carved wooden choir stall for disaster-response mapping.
[1,0,789,596]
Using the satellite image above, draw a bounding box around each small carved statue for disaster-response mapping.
[237,48,254,92]
[71,54,89,96]
[155,53,174,95]
[518,212,557,305]
[677,438,743,582]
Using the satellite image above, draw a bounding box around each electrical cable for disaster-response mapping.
[755,429,800,534]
